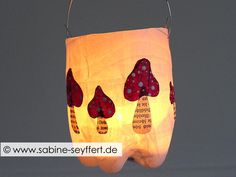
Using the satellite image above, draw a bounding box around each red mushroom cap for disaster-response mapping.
[124,58,159,101]
[66,68,83,107]
[169,81,175,104]
[87,86,115,119]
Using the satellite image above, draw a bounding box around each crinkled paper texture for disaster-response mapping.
[65,27,176,173]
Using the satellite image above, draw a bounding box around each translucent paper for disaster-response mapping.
[65,27,176,173]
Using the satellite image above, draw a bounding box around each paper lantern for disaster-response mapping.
[64,0,176,173]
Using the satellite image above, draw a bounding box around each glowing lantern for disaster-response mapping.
[65,0,176,173]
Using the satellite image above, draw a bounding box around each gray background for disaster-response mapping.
[0,0,236,176]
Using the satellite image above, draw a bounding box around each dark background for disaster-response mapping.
[0,0,235,176]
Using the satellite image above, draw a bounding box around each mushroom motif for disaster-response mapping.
[87,86,115,134]
[66,68,83,134]
[124,58,159,134]
[169,81,176,120]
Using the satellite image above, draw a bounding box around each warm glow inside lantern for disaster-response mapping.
[65,27,176,173]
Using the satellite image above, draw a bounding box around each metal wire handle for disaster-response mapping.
[65,0,74,38]
[165,0,172,37]
[65,0,172,38]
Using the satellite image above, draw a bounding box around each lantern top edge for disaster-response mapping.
[65,27,169,43]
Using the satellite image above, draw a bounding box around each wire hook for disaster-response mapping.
[165,0,172,37]
[65,0,74,38]
[65,0,173,38]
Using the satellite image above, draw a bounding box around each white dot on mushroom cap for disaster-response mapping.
[142,66,146,71]
[151,86,155,90]
[127,89,132,94]
[138,71,141,74]
[131,73,136,77]
[148,93,152,96]
[103,97,107,102]
[132,80,135,83]
[108,110,112,114]
[138,82,144,87]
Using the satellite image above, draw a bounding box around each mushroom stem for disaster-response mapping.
[97,117,108,134]
[70,106,80,134]
[173,102,176,120]
[132,96,152,134]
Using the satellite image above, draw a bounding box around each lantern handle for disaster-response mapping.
[65,0,74,38]
[165,0,172,37]
[65,0,172,38]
